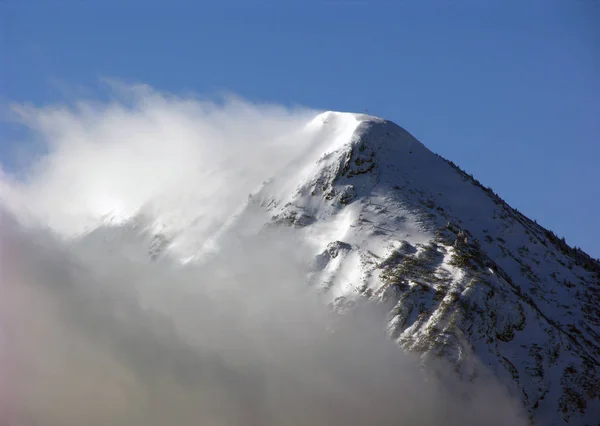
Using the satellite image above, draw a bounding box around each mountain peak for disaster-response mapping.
[242,112,600,424]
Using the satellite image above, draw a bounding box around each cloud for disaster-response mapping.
[2,84,317,249]
[0,84,529,426]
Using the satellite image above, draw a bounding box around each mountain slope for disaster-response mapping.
[210,112,600,425]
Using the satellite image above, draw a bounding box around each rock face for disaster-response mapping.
[236,112,600,425]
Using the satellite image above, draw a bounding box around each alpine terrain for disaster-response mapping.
[2,110,599,426]
[189,112,600,425]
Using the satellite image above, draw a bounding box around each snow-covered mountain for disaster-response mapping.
[167,111,598,425]
[4,110,598,425]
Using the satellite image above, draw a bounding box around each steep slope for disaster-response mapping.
[214,112,599,425]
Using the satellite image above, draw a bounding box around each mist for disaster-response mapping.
[0,84,528,426]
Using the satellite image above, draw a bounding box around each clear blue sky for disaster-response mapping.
[2,0,599,257]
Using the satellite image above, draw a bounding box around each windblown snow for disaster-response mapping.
[1,91,598,426]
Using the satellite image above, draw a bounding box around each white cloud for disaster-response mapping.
[2,84,317,244]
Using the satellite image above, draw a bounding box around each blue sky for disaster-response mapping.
[2,0,599,257]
